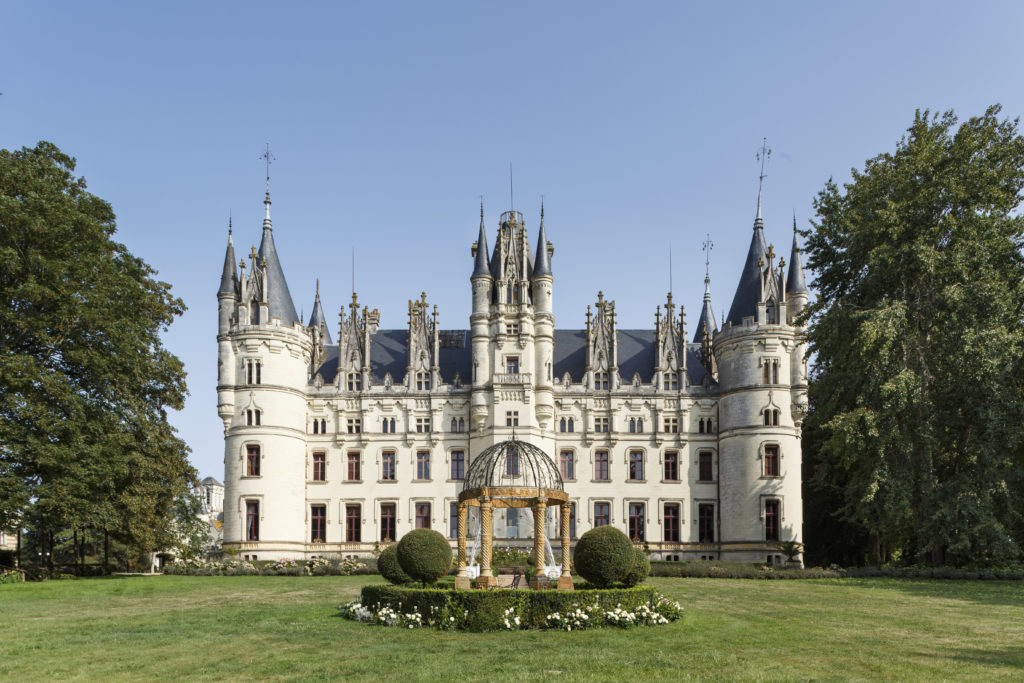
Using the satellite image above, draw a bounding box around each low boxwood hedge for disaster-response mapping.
[356,584,668,631]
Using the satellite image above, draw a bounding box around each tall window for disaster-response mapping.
[594,417,609,433]
[246,445,260,476]
[559,417,575,432]
[347,452,361,481]
[664,503,680,542]
[311,418,326,434]
[505,410,519,427]
[560,450,574,480]
[416,372,430,391]
[698,418,705,434]
[706,418,713,433]
[765,500,780,541]
[380,503,396,542]
[347,373,362,391]
[312,452,326,482]
[250,301,259,325]
[346,504,361,542]
[663,417,678,433]
[449,502,459,539]
[628,503,645,541]
[663,451,678,481]
[505,447,519,476]
[506,508,519,538]
[505,356,519,373]
[763,359,779,384]
[381,451,396,481]
[594,502,610,527]
[594,372,609,390]
[628,417,644,433]
[311,504,326,542]
[698,503,715,542]
[699,451,713,482]
[382,417,395,433]
[450,450,465,480]
[246,409,261,426]
[450,418,458,432]
[246,500,259,541]
[415,502,431,529]
[629,450,644,481]
[246,359,262,385]
[764,445,780,477]
[765,301,776,325]
[416,451,430,480]
[764,409,780,426]
[594,450,609,481]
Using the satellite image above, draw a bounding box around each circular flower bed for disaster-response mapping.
[339,584,682,631]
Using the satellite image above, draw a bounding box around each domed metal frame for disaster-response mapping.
[454,438,573,591]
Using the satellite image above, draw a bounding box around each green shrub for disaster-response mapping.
[622,547,650,587]
[378,545,412,585]
[573,526,634,587]
[356,584,672,631]
[397,529,452,585]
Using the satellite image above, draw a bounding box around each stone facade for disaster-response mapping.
[217,193,809,564]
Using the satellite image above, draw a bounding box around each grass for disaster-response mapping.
[2,575,1023,681]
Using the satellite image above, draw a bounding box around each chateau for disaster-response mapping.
[216,188,809,564]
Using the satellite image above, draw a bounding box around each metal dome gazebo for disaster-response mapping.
[454,438,573,590]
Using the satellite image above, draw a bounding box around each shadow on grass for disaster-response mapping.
[845,577,1024,608]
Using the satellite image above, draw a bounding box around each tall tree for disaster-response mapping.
[0,141,195,567]
[803,106,1024,566]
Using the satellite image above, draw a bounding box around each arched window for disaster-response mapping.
[628,418,636,433]
[320,419,326,433]
[382,418,389,433]
[458,418,465,432]
[389,418,396,433]
[707,418,713,433]
[451,418,458,432]
[765,300,776,324]
[567,418,574,433]
[636,418,643,433]
[250,301,260,324]
[312,420,319,435]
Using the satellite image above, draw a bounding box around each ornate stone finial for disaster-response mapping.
[666,292,674,310]
[351,292,359,306]
[779,257,786,268]
[421,291,427,304]
[597,291,604,304]
[767,244,776,262]
[250,245,258,260]
[239,258,246,271]
[259,257,266,269]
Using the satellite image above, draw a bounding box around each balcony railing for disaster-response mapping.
[493,372,532,385]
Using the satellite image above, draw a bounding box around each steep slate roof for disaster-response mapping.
[693,278,717,344]
[725,217,767,327]
[307,286,333,345]
[218,230,237,295]
[786,221,808,294]
[311,329,713,387]
[533,210,552,277]
[256,198,301,325]
[472,206,491,277]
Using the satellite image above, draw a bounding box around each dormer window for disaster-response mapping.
[663,373,678,391]
[416,372,431,391]
[347,373,362,391]
[765,300,777,325]
[594,372,609,390]
[250,301,260,325]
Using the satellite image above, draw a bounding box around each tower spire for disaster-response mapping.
[218,216,237,296]
[694,233,718,343]
[260,142,275,227]
[533,197,552,277]
[472,199,491,277]
[786,214,809,295]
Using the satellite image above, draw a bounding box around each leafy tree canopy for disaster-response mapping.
[802,106,1024,566]
[0,141,195,563]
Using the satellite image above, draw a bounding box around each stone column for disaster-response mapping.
[476,495,496,589]
[530,497,548,589]
[455,501,470,590]
[558,501,574,590]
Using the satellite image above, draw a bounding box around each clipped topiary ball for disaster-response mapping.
[621,546,651,587]
[378,544,412,585]
[573,526,635,588]
[396,528,452,585]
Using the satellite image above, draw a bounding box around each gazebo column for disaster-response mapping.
[530,497,548,590]
[558,501,574,590]
[455,502,470,590]
[475,495,496,589]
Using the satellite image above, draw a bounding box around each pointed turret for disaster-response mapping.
[256,190,301,325]
[218,220,237,296]
[693,272,717,344]
[532,201,552,278]
[725,204,768,327]
[472,202,491,277]
[786,216,808,295]
[308,279,332,344]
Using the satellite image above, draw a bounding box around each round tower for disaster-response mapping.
[469,203,493,430]
[714,203,804,565]
[531,202,554,429]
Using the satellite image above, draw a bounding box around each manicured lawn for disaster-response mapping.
[2,575,1022,681]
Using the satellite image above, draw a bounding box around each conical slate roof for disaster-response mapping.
[472,204,491,277]
[256,194,301,325]
[218,227,237,296]
[725,213,767,327]
[786,219,808,294]
[533,205,552,277]
[308,282,333,344]
[693,276,717,343]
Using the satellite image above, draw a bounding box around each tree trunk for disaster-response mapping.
[104,528,110,573]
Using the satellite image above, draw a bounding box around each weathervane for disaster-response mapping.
[260,142,276,194]
[702,233,714,280]
[755,138,771,219]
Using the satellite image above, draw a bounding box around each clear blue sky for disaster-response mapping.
[3,1,1022,479]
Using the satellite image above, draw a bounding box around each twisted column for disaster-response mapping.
[456,503,467,571]
[533,498,547,577]
[559,501,573,589]
[478,496,494,587]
